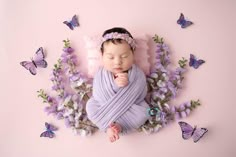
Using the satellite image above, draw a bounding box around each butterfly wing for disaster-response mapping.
[63,21,74,30]
[40,130,55,138]
[34,60,47,68]
[189,54,196,67]
[20,61,37,75]
[71,15,79,27]
[193,59,205,69]
[192,128,208,143]
[177,13,185,25]
[181,20,193,28]
[178,121,194,140]
[33,47,47,68]
[34,47,45,60]
[45,122,58,131]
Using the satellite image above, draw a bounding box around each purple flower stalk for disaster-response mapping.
[143,35,200,133]
[37,39,96,136]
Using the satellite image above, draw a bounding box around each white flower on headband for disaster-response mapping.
[101,32,136,50]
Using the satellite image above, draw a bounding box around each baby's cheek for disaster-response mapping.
[102,59,113,70]
[102,58,109,65]
[124,60,134,70]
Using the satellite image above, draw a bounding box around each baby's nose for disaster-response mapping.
[114,58,122,65]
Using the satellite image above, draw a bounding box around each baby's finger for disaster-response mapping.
[116,79,128,85]
[116,73,128,78]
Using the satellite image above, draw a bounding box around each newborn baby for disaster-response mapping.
[86,27,149,142]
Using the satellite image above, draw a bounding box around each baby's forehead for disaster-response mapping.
[103,49,131,56]
[103,41,131,52]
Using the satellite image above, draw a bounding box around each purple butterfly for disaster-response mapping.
[189,54,205,69]
[20,47,47,75]
[178,121,208,143]
[177,13,193,28]
[63,15,79,30]
[40,122,57,138]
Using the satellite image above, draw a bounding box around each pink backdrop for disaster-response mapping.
[1,0,235,157]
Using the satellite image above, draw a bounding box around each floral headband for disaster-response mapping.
[101,32,136,50]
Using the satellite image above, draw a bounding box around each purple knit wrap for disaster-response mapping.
[86,65,149,133]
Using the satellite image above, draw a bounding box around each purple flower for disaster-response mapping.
[47,96,54,103]
[167,82,177,97]
[150,73,158,79]
[170,106,176,113]
[56,112,64,120]
[44,104,58,115]
[179,104,186,111]
[63,47,74,53]
[52,85,60,90]
[69,74,80,82]
[50,77,55,81]
[61,57,69,63]
[180,111,187,118]
[162,43,169,51]
[151,92,160,101]
[159,111,167,122]
[185,109,191,115]
[61,52,69,58]
[65,118,72,128]
[176,67,186,74]
[156,43,162,48]
[70,58,77,65]
[175,112,180,120]
[160,87,168,93]
[184,101,191,107]
[154,64,167,72]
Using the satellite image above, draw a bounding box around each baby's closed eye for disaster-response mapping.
[106,54,114,59]
[121,55,128,58]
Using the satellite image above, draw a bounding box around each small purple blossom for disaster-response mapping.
[47,96,54,103]
[44,104,58,115]
[56,112,64,120]
[63,47,74,53]
[175,112,180,120]
[185,109,191,115]
[180,111,187,118]
[65,118,71,128]
[184,101,192,107]
[179,104,186,111]
[170,106,176,113]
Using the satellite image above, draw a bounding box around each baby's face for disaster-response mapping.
[102,40,134,74]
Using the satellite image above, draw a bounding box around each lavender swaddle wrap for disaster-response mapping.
[86,64,149,133]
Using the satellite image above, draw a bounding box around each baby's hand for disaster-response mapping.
[114,73,129,87]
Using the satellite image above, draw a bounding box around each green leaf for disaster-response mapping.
[178,57,188,68]
[63,39,70,48]
[152,34,164,44]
